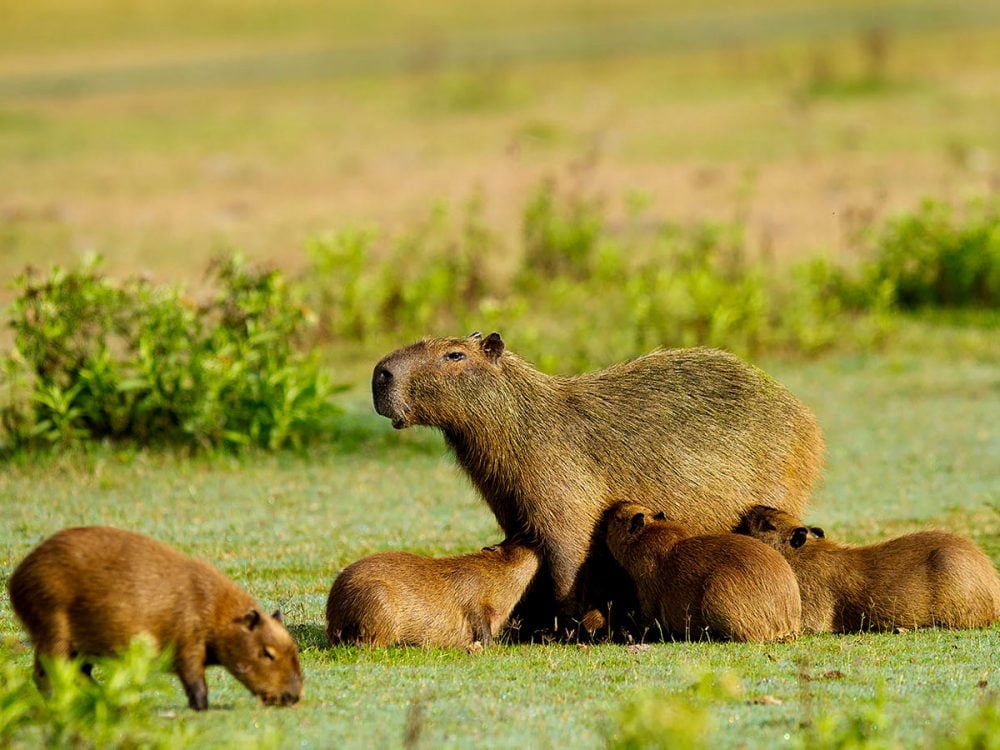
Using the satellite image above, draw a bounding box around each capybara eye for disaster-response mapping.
[444,351,466,362]
[261,646,277,660]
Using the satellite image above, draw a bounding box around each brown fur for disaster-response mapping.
[325,541,540,647]
[605,502,801,642]
[372,332,824,616]
[8,526,303,710]
[736,506,1000,632]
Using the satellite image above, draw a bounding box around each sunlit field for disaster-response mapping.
[1,1,998,748]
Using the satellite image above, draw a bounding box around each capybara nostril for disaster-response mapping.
[375,366,393,384]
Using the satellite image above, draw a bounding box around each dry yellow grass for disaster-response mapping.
[1,2,998,292]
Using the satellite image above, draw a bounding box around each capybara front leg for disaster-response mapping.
[176,649,209,711]
[31,610,72,695]
[468,607,495,647]
[546,536,591,615]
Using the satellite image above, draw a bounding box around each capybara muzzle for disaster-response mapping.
[372,358,407,428]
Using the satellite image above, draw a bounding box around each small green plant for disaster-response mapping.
[603,671,742,750]
[936,694,1000,750]
[1,254,343,453]
[862,198,1000,309]
[804,682,897,750]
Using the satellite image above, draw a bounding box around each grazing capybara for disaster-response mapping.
[8,527,303,710]
[736,506,1000,632]
[605,502,801,642]
[325,540,540,647]
[372,332,824,617]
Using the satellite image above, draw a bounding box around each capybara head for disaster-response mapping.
[605,501,660,555]
[735,505,824,552]
[482,538,541,566]
[372,332,506,430]
[215,608,303,707]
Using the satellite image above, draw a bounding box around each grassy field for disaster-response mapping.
[1,1,999,747]
[2,0,999,289]
[1,323,998,748]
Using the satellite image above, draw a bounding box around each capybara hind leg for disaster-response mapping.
[468,609,494,646]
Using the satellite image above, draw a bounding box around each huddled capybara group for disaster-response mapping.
[605,502,801,642]
[736,506,1000,633]
[372,332,824,622]
[6,333,998,711]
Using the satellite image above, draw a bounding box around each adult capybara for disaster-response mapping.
[605,502,801,642]
[736,506,1000,632]
[325,540,540,647]
[372,332,824,616]
[8,526,303,710]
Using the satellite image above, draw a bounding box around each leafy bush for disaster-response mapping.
[301,181,903,372]
[304,194,518,347]
[863,198,1000,309]
[0,255,342,453]
[603,672,742,750]
[0,637,279,749]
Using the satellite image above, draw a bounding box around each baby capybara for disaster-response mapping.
[8,526,303,710]
[325,540,540,647]
[605,502,801,642]
[372,333,823,618]
[736,506,1000,633]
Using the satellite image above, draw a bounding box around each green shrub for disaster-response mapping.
[864,198,1000,309]
[1,637,279,749]
[603,672,742,750]
[1,255,342,453]
[304,194,520,347]
[299,181,907,372]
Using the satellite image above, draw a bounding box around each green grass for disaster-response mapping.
[1,1,998,746]
[1,327,997,748]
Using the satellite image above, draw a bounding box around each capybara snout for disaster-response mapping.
[221,608,303,707]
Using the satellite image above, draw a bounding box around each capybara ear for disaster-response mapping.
[652,511,667,521]
[271,609,283,624]
[481,544,500,552]
[761,519,777,532]
[810,526,825,539]
[790,527,809,549]
[481,332,505,363]
[629,512,646,534]
[236,608,262,630]
[468,331,482,340]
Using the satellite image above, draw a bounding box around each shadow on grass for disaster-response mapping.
[289,623,329,650]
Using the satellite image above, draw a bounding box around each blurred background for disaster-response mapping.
[2,0,997,282]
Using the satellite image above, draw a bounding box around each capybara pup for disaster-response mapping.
[326,540,540,647]
[8,526,303,710]
[736,506,1000,632]
[605,502,801,642]
[372,333,824,617]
